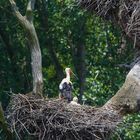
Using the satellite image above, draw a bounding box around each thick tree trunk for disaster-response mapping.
[75,44,86,103]
[9,0,43,96]
[78,0,140,114]
[27,24,43,96]
[104,60,140,114]
[70,42,86,103]
[4,61,140,139]
[68,18,87,103]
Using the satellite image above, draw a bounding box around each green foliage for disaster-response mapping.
[112,114,140,140]
[0,0,137,139]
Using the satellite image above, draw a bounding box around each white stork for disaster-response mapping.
[59,68,73,103]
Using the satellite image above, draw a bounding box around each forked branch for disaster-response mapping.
[9,0,43,96]
[9,0,26,25]
[26,0,36,22]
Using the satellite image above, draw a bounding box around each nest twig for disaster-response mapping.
[5,94,122,140]
[119,0,140,44]
[77,0,119,17]
[78,0,140,47]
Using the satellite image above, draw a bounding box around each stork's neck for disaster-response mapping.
[66,72,70,81]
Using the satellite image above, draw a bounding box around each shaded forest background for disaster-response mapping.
[0,0,140,139]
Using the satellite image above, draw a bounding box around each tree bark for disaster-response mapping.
[78,0,140,114]
[68,19,87,103]
[9,0,43,96]
[104,60,140,115]
[75,44,86,103]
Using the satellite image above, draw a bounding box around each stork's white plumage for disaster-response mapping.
[59,68,73,103]
[70,97,80,106]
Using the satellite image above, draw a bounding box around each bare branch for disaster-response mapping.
[117,64,131,69]
[26,0,36,22]
[9,0,26,24]
[9,0,43,95]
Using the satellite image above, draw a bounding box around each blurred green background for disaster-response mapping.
[0,0,139,139]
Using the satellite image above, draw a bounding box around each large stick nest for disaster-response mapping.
[78,0,140,47]
[5,94,121,140]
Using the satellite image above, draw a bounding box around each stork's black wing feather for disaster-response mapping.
[59,82,73,102]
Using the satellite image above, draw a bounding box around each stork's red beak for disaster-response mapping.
[70,70,78,79]
[69,69,72,75]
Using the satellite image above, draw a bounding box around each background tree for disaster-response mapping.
[0,0,139,139]
[9,0,43,96]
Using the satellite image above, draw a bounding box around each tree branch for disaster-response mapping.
[26,0,36,22]
[9,0,26,25]
[104,60,140,114]
[9,0,43,95]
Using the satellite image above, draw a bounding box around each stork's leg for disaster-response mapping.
[59,92,65,99]
[59,93,61,99]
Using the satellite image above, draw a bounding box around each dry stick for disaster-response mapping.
[6,94,121,139]
[19,94,33,112]
[133,33,137,49]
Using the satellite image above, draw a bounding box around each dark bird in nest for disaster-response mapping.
[59,68,76,103]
